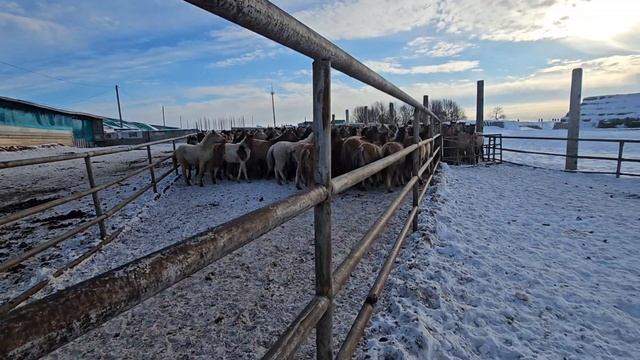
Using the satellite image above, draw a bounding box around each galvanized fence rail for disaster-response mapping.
[0,1,443,359]
[485,134,640,177]
[0,134,191,314]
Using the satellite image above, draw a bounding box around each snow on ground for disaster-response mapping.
[1,143,423,358]
[4,140,639,359]
[41,178,415,359]
[361,163,640,359]
[0,143,178,303]
[483,126,640,175]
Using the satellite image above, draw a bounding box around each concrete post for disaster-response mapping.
[389,102,395,124]
[476,80,484,133]
[565,68,582,171]
[364,106,368,125]
[312,59,333,360]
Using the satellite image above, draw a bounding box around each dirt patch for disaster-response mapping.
[0,196,61,215]
[35,210,88,223]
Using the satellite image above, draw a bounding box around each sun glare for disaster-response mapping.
[548,0,640,42]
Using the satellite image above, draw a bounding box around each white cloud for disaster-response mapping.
[210,49,279,68]
[406,37,472,57]
[365,60,479,75]
[435,0,640,49]
[293,0,437,40]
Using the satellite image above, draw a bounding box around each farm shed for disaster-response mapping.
[0,96,103,147]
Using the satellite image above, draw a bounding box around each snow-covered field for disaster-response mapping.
[1,143,418,358]
[361,163,640,359]
[3,141,639,359]
[484,125,640,175]
[0,144,178,304]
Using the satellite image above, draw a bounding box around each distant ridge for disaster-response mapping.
[580,92,640,128]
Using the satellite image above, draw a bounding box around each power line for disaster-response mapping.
[0,59,105,89]
[64,88,114,106]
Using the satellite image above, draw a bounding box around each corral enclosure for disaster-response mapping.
[0,1,444,359]
[1,0,639,359]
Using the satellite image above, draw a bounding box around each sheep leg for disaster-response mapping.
[211,167,218,184]
[385,171,393,193]
[181,161,191,186]
[295,163,302,190]
[242,162,251,182]
[198,161,206,187]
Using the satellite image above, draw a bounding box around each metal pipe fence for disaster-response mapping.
[484,134,640,177]
[0,134,192,313]
[0,1,444,359]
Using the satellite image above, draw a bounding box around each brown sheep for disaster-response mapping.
[380,141,405,192]
[354,142,382,190]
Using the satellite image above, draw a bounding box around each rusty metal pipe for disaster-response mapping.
[0,134,192,170]
[330,135,437,195]
[332,143,417,194]
[262,295,330,360]
[333,176,417,294]
[184,0,440,122]
[336,206,419,360]
[0,183,153,274]
[0,186,327,360]
[0,154,173,228]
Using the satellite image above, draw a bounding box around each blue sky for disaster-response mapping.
[1,0,639,127]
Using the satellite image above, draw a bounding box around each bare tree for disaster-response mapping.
[430,98,466,122]
[491,106,506,120]
[398,104,413,126]
[370,101,387,124]
[353,106,368,123]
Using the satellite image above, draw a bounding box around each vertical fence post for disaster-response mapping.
[172,140,178,175]
[83,155,107,239]
[146,145,157,193]
[412,107,420,232]
[616,141,625,178]
[313,59,333,360]
[565,68,582,171]
[476,80,484,134]
[499,134,503,163]
[492,137,497,163]
[423,95,432,175]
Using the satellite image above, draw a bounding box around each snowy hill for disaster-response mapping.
[581,93,640,128]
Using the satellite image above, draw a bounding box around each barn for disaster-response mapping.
[0,96,103,147]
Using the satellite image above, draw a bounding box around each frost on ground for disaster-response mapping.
[2,144,419,359]
[361,163,640,359]
[0,144,177,303]
[484,126,640,174]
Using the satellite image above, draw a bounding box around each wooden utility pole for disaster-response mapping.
[476,80,484,133]
[389,102,395,124]
[364,105,369,125]
[312,59,332,360]
[162,106,166,127]
[345,109,349,124]
[115,85,123,128]
[271,84,277,127]
[565,68,582,171]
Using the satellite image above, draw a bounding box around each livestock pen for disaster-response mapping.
[484,134,640,177]
[0,135,192,315]
[0,1,442,359]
